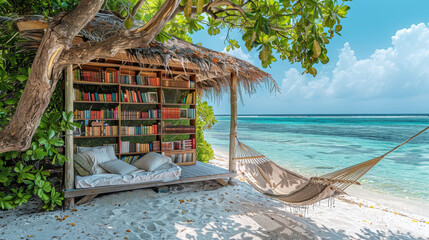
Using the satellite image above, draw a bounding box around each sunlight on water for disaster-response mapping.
[205,115,429,201]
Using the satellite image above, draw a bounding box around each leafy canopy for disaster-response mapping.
[126,0,351,75]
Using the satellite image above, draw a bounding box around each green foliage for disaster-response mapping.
[129,0,351,75]
[196,98,217,163]
[0,14,79,211]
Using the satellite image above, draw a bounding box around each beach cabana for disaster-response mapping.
[15,13,278,207]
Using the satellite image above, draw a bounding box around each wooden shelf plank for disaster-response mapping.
[163,149,196,154]
[162,132,195,135]
[74,118,118,121]
[162,118,195,120]
[162,103,195,106]
[120,102,159,105]
[121,134,161,137]
[121,84,160,89]
[74,135,119,138]
[74,101,119,104]
[73,81,119,86]
[122,118,161,121]
[162,86,196,90]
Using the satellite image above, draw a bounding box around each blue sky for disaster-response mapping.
[191,0,429,115]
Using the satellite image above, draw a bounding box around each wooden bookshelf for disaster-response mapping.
[70,60,197,165]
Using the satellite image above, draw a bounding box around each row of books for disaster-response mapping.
[121,90,158,103]
[162,138,195,151]
[163,125,195,134]
[74,69,118,83]
[74,108,118,119]
[121,109,161,119]
[120,75,160,86]
[120,140,161,154]
[84,126,118,136]
[73,89,119,102]
[120,124,160,135]
[162,108,195,119]
[121,155,140,164]
[169,153,194,163]
[179,92,195,104]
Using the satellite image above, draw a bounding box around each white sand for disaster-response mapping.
[1,150,428,240]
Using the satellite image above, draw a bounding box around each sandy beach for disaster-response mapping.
[1,150,428,240]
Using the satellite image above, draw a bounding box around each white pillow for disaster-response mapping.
[83,148,114,174]
[77,146,117,161]
[132,152,172,171]
[100,160,139,175]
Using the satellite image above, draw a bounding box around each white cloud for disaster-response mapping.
[222,47,254,64]
[282,23,429,100]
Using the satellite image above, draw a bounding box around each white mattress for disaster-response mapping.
[75,162,181,189]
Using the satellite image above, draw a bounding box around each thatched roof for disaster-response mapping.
[5,13,278,97]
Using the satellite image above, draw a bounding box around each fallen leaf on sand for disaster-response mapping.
[393,212,398,215]
[179,199,185,204]
[369,206,374,208]
[412,220,418,223]
[126,229,131,232]
[70,209,78,212]
[71,223,75,226]
[142,217,147,219]
[299,214,303,217]
[186,220,195,224]
[229,201,234,204]
[208,198,213,200]
[144,212,147,214]
[28,235,34,238]
[182,210,186,214]
[124,237,128,239]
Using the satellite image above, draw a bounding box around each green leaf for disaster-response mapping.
[184,0,193,18]
[50,138,64,147]
[4,99,17,105]
[335,24,342,32]
[259,45,271,62]
[196,0,204,14]
[47,129,55,139]
[312,39,321,58]
[16,75,27,81]
[124,18,133,30]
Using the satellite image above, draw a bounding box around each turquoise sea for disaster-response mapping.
[205,115,429,201]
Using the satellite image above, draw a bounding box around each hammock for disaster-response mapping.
[236,126,429,206]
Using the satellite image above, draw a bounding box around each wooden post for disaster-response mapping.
[64,65,75,209]
[228,71,237,184]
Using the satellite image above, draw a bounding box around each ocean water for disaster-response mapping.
[205,115,429,201]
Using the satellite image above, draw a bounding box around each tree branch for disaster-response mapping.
[0,0,104,154]
[131,0,146,18]
[58,0,181,67]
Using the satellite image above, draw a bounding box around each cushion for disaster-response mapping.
[77,146,117,161]
[132,152,172,171]
[84,148,115,174]
[100,160,139,175]
[73,153,93,176]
